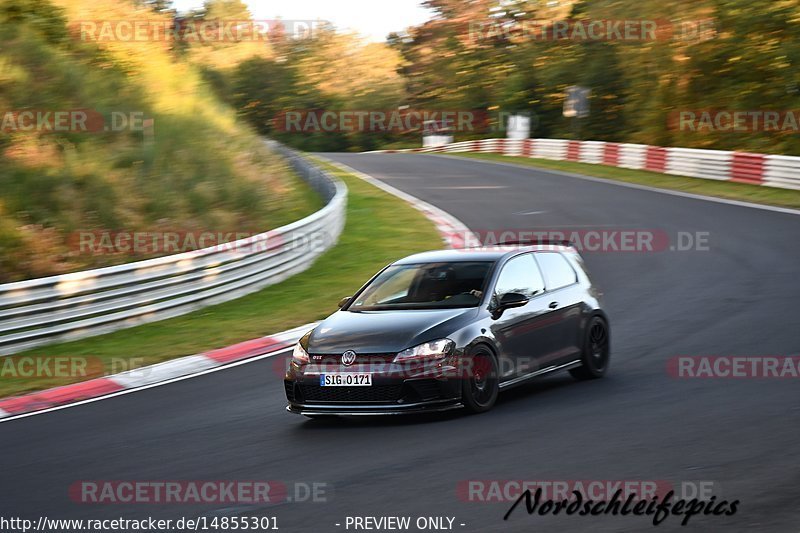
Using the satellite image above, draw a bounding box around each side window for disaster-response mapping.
[535,252,577,290]
[493,254,545,300]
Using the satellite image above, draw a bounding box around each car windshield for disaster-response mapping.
[349,261,494,311]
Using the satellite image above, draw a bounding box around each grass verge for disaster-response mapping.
[0,158,442,398]
[447,153,800,210]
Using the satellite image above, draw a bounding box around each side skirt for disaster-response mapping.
[499,360,582,391]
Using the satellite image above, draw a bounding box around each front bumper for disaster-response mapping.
[286,399,463,416]
[284,356,463,416]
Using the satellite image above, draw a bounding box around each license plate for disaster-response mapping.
[319,373,372,387]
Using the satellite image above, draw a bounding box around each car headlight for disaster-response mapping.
[291,342,310,365]
[393,339,455,363]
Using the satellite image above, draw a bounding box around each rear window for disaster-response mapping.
[534,252,577,290]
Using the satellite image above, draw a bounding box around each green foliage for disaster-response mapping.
[0,0,318,281]
[229,56,297,135]
[390,0,800,152]
[0,0,70,44]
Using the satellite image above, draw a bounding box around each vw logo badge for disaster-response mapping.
[341,350,357,366]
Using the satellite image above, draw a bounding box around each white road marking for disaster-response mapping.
[424,185,508,190]
[319,157,479,247]
[381,175,475,180]
[109,355,220,389]
[432,154,800,216]
[0,346,295,425]
[0,318,318,423]
[513,210,547,215]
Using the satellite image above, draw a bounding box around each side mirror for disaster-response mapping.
[497,292,529,311]
[337,296,352,309]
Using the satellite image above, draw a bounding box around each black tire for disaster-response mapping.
[461,346,499,414]
[569,316,611,380]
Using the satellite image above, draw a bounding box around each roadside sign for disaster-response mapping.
[564,86,591,118]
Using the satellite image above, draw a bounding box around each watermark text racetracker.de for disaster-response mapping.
[670,109,800,133]
[275,352,566,380]
[668,355,800,379]
[467,18,717,43]
[273,109,493,134]
[69,480,330,504]
[273,109,541,134]
[73,19,327,42]
[448,229,711,252]
[0,356,143,381]
[1,110,151,134]
[70,228,333,256]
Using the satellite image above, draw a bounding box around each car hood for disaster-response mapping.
[306,307,477,354]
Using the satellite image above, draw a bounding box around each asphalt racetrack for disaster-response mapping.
[1,153,798,532]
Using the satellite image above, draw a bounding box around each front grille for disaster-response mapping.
[309,353,396,366]
[299,384,403,403]
[284,381,295,402]
[407,379,442,401]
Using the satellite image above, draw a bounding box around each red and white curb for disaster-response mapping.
[0,159,475,422]
[0,324,315,422]
[363,138,800,190]
[319,157,478,250]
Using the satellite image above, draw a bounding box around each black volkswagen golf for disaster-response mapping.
[285,243,610,416]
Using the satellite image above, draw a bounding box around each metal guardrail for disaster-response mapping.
[0,143,347,355]
[764,155,800,189]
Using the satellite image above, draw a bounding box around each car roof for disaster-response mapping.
[393,245,574,264]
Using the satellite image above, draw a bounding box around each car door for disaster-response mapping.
[489,253,561,380]
[533,252,583,366]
